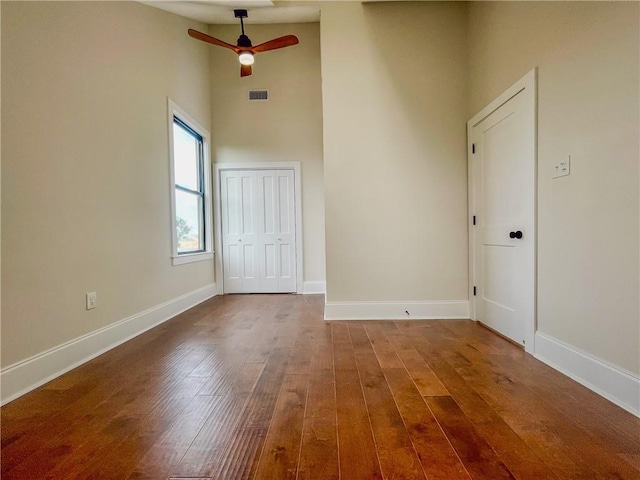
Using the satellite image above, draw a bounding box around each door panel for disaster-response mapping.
[227,244,241,279]
[483,111,524,227]
[257,171,278,292]
[280,243,291,277]
[274,171,296,292]
[279,175,292,234]
[471,83,535,348]
[221,170,259,293]
[225,176,240,235]
[262,175,276,235]
[483,246,516,309]
[242,176,254,234]
[221,173,242,292]
[243,245,255,277]
[264,244,276,279]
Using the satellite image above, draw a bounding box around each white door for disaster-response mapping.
[257,170,297,293]
[220,170,259,293]
[221,169,297,293]
[469,71,536,351]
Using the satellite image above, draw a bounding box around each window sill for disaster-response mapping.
[172,252,214,266]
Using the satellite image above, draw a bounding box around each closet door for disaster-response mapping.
[257,170,296,293]
[220,170,259,293]
[221,169,296,293]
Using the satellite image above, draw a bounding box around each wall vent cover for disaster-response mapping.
[249,90,269,101]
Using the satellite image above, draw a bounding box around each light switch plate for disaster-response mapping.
[553,155,571,179]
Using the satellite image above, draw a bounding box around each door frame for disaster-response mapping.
[467,68,538,354]
[214,161,304,295]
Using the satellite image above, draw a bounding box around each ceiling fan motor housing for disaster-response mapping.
[237,34,252,48]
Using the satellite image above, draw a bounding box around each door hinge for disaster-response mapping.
[472,143,476,154]
[472,215,476,225]
[473,286,477,296]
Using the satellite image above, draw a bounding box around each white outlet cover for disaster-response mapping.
[86,292,97,310]
[553,155,571,179]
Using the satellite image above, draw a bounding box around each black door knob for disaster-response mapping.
[509,231,523,239]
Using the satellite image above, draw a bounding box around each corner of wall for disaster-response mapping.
[1,284,217,406]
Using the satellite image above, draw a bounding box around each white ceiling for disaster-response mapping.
[139,0,321,25]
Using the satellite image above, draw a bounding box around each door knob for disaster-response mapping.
[509,231,523,239]
[238,239,242,242]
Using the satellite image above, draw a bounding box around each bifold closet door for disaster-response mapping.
[221,169,296,293]
[220,170,259,293]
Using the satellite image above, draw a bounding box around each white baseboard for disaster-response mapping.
[0,283,217,406]
[303,281,326,294]
[534,332,640,417]
[324,300,470,320]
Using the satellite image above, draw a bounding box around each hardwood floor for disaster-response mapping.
[2,294,639,479]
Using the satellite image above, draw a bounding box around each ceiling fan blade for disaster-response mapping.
[188,29,240,53]
[251,35,299,53]
[240,64,253,77]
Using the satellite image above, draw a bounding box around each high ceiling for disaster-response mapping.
[139,0,321,25]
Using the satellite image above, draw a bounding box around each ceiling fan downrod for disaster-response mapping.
[234,9,252,47]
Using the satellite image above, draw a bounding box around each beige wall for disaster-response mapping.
[4,0,637,388]
[469,1,639,374]
[321,1,469,302]
[1,1,214,367]
[208,22,325,283]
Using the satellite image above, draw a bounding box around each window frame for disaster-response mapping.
[173,117,205,254]
[168,99,213,266]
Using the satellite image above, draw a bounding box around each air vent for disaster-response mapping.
[249,90,269,101]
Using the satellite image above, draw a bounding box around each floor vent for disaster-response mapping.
[249,90,269,101]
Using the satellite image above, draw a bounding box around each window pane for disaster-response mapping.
[173,122,200,191]
[176,189,204,253]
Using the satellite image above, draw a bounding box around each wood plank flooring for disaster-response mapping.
[2,294,639,479]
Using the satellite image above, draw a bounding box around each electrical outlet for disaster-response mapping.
[553,155,571,179]
[86,292,97,310]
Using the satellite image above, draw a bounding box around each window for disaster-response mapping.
[168,100,213,265]
[173,118,204,253]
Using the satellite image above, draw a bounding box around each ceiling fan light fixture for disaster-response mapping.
[187,9,298,77]
[238,51,255,66]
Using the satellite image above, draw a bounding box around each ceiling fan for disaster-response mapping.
[187,9,299,77]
